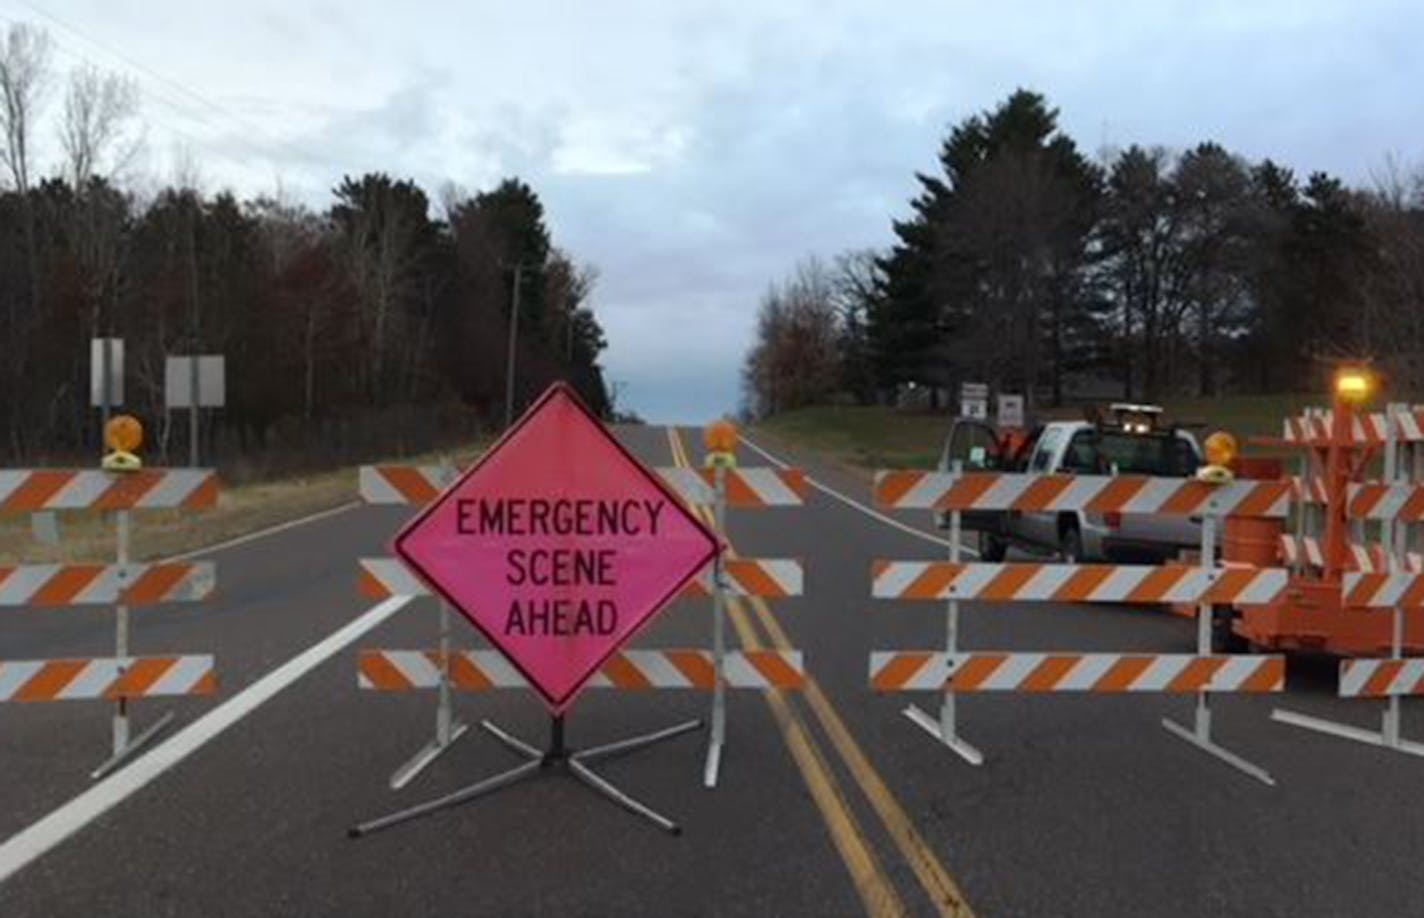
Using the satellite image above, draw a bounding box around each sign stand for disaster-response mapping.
[1161,510,1275,785]
[902,460,983,765]
[387,599,472,789]
[349,713,701,838]
[704,465,729,786]
[91,508,176,779]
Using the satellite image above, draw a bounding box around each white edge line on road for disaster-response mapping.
[167,501,362,561]
[737,433,977,556]
[0,594,413,886]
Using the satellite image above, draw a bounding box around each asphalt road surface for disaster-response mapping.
[2,425,1422,917]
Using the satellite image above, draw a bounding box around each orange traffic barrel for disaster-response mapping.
[1223,516,1283,567]
[1223,456,1285,567]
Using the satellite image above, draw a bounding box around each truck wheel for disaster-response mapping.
[1058,523,1083,564]
[979,531,1007,562]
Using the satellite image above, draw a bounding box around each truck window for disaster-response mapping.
[944,420,1001,470]
[1062,431,1102,473]
[1030,428,1064,472]
[1092,433,1198,476]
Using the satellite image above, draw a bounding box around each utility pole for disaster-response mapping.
[610,380,627,419]
[186,203,202,467]
[504,264,523,429]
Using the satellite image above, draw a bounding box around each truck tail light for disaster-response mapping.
[1104,512,1122,529]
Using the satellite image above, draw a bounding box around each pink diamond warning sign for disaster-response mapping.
[394,382,718,713]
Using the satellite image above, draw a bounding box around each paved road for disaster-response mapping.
[1,425,1421,916]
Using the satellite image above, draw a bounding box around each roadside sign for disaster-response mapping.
[960,382,988,420]
[165,355,226,408]
[394,382,718,713]
[89,338,123,407]
[997,394,1024,428]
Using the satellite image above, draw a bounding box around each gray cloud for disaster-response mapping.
[39,0,1424,420]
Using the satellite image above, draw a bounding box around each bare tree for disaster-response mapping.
[0,23,50,193]
[0,23,49,455]
[61,64,140,188]
[742,257,842,417]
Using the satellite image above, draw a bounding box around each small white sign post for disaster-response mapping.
[997,394,1025,428]
[70,337,127,545]
[166,355,225,467]
[960,382,988,420]
[90,338,124,413]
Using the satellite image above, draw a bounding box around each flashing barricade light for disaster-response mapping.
[1196,429,1237,484]
[703,418,739,469]
[102,414,144,472]
[1334,368,1374,404]
[1203,430,1238,467]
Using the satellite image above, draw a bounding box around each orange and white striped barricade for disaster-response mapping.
[359,649,805,692]
[1274,403,1424,757]
[358,546,803,791]
[356,462,471,789]
[1283,406,1424,447]
[657,463,808,787]
[0,467,220,778]
[873,464,1290,784]
[1278,535,1423,574]
[0,655,217,702]
[361,556,804,605]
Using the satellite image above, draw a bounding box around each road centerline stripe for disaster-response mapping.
[666,428,906,917]
[672,427,977,918]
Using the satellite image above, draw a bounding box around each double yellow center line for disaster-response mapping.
[665,428,975,918]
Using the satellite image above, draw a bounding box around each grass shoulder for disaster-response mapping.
[0,439,491,564]
[752,394,1336,473]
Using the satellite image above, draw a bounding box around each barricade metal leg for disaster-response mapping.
[388,600,470,790]
[904,470,983,766]
[92,509,175,779]
[1161,513,1274,786]
[350,714,699,839]
[704,466,728,787]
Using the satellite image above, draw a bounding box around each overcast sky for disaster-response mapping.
[14,0,1422,421]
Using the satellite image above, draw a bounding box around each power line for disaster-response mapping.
[0,11,284,178]
[11,0,331,168]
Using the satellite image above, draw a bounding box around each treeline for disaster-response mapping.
[0,23,609,473]
[744,90,1424,416]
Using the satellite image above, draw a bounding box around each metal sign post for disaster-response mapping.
[1161,508,1275,786]
[385,457,471,790]
[165,355,226,467]
[91,508,176,779]
[1383,404,1404,747]
[386,596,472,790]
[704,465,729,787]
[903,460,983,765]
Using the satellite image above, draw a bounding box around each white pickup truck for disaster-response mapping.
[938,408,1203,563]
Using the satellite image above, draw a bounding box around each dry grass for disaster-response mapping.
[752,394,1359,473]
[0,440,490,564]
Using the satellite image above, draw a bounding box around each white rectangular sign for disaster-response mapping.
[997,394,1025,428]
[165,355,226,408]
[89,338,123,407]
[960,381,988,419]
